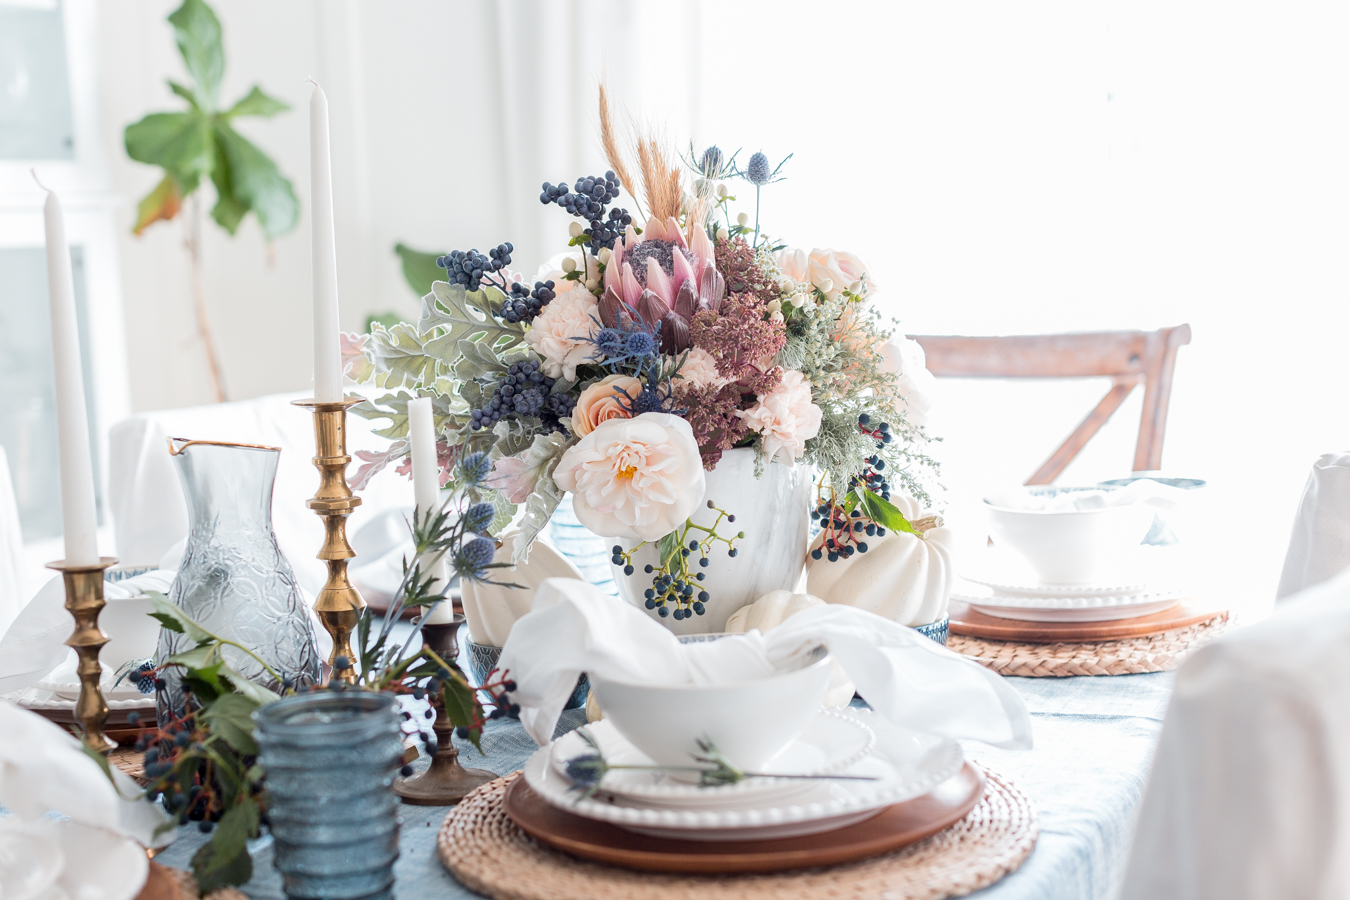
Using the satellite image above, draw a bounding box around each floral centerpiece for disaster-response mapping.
[348,90,937,631]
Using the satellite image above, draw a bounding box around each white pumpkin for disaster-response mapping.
[461,532,585,647]
[723,590,856,708]
[806,494,955,627]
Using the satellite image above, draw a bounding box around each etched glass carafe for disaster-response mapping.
[157,439,320,722]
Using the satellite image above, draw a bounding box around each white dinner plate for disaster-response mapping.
[969,598,1183,622]
[525,709,964,841]
[550,708,875,810]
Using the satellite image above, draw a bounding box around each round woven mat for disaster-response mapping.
[438,768,1037,900]
[949,612,1230,677]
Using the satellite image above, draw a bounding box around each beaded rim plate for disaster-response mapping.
[549,709,876,809]
[524,711,964,840]
[953,584,1187,610]
[968,598,1182,622]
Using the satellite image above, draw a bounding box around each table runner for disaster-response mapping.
[156,673,1172,900]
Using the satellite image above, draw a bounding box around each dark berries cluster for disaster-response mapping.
[539,172,633,250]
[132,659,159,694]
[469,359,574,434]
[612,501,743,618]
[436,243,514,293]
[811,501,886,562]
[849,414,893,502]
[502,279,557,324]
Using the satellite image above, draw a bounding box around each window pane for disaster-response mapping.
[0,1,76,160]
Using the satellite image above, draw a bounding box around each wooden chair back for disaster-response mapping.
[911,325,1191,485]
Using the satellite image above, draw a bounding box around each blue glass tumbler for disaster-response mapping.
[254,691,404,900]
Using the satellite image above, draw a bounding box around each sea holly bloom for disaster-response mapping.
[599,216,726,354]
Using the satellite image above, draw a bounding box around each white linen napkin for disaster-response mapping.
[1276,452,1350,601]
[498,578,1033,750]
[0,569,175,696]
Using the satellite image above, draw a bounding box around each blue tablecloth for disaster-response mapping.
[157,672,1173,900]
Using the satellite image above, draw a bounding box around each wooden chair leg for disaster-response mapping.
[1133,324,1191,472]
[1027,378,1139,485]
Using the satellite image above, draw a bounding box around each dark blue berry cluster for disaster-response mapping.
[501,279,557,324]
[539,172,633,250]
[469,359,576,434]
[613,501,742,618]
[850,414,893,501]
[811,503,888,562]
[436,243,514,293]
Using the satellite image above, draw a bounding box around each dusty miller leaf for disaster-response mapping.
[513,475,564,564]
[366,322,439,389]
[352,391,414,440]
[418,283,525,352]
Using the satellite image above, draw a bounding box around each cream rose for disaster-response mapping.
[879,337,937,428]
[808,248,874,300]
[774,247,811,284]
[524,281,600,380]
[572,374,642,436]
[674,347,729,391]
[553,413,706,541]
[737,370,823,466]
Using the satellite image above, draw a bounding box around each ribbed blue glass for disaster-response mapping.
[254,692,403,900]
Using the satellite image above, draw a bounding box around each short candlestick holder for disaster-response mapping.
[47,556,119,752]
[395,614,497,805]
[293,396,366,684]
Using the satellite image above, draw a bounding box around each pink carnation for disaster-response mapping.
[736,370,823,466]
[675,347,729,391]
[524,282,600,380]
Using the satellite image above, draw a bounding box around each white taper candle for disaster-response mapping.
[40,182,100,566]
[309,81,343,402]
[408,397,454,623]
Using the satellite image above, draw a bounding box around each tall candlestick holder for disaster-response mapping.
[293,397,366,684]
[395,614,497,805]
[47,556,118,752]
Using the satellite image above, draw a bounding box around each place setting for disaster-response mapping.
[947,481,1231,676]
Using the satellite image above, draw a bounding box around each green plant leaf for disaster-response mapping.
[125,111,213,193]
[181,662,225,705]
[352,391,415,440]
[207,129,248,235]
[150,591,215,643]
[395,244,446,298]
[201,692,260,755]
[857,488,919,536]
[419,283,525,353]
[212,120,299,239]
[658,531,681,567]
[439,674,483,751]
[168,0,224,111]
[366,322,439,389]
[191,800,258,892]
[224,85,288,119]
[217,662,281,706]
[167,80,201,111]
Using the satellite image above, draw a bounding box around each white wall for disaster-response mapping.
[90,0,1350,610]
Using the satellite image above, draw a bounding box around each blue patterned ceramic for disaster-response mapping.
[255,691,403,900]
[914,615,949,646]
[465,638,588,713]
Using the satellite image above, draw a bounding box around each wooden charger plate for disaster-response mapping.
[502,762,985,874]
[949,599,1221,643]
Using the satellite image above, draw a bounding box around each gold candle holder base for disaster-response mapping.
[293,397,367,684]
[396,616,497,805]
[47,556,119,753]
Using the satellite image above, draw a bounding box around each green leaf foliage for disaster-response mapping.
[394,244,447,298]
[440,671,483,751]
[200,692,260,755]
[190,801,259,894]
[419,282,526,353]
[149,591,215,643]
[367,323,440,390]
[855,488,919,536]
[168,0,224,111]
[125,0,297,240]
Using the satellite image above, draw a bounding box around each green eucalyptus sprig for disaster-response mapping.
[562,729,877,802]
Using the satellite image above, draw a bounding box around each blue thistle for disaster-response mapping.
[624,331,655,358]
[745,152,771,186]
[462,502,494,534]
[595,328,626,358]
[458,451,491,485]
[701,146,724,176]
[454,536,497,578]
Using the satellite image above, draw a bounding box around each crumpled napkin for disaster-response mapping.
[986,479,1187,512]
[498,578,1033,750]
[1277,452,1350,600]
[0,569,175,696]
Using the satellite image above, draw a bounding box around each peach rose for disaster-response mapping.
[808,248,875,300]
[572,374,642,436]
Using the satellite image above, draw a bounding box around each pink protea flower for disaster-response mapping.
[599,216,726,353]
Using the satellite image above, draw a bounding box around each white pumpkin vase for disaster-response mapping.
[806,494,955,627]
[610,448,814,635]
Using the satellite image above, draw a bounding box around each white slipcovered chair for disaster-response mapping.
[0,447,25,638]
[1119,567,1350,898]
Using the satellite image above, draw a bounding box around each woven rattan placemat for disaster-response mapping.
[948,612,1230,677]
[438,769,1037,900]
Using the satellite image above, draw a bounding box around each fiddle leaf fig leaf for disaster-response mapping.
[395,244,446,298]
[125,111,213,194]
[211,120,299,239]
[168,0,225,111]
[167,80,201,111]
[133,175,184,236]
[224,85,288,119]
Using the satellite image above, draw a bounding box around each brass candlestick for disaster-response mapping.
[293,397,366,684]
[395,615,497,805]
[47,556,118,752]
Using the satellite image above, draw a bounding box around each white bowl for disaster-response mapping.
[99,594,160,673]
[587,645,833,772]
[984,497,1155,585]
